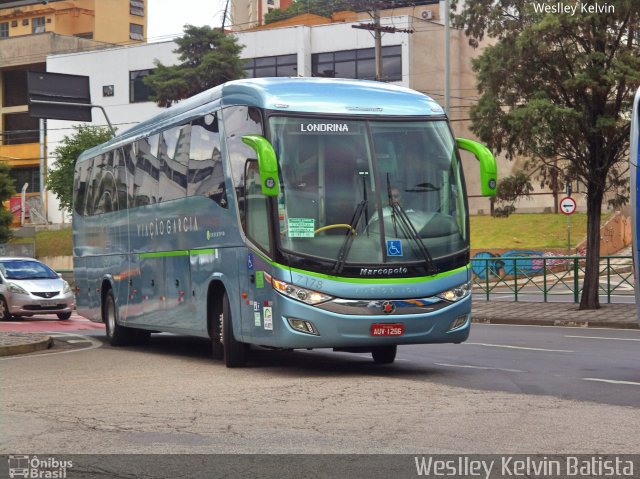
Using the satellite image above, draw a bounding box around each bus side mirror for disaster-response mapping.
[456,138,497,197]
[242,135,279,197]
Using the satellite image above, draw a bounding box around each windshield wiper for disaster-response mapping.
[386,175,438,274]
[332,200,368,275]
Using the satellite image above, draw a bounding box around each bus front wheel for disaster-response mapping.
[221,292,247,368]
[372,345,397,364]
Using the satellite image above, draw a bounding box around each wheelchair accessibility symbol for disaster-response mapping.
[386,240,403,257]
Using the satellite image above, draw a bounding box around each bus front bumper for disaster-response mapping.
[265,294,471,349]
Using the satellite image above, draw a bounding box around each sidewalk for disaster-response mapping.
[472,301,638,329]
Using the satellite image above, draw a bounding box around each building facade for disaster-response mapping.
[0,0,147,223]
[231,0,294,30]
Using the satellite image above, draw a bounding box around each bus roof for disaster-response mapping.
[79,77,445,161]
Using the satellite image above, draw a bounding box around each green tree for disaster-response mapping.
[452,0,640,309]
[144,25,245,107]
[47,125,113,214]
[0,162,16,242]
[494,171,534,217]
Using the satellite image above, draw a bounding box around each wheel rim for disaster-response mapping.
[0,300,6,318]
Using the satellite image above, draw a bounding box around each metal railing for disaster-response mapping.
[471,255,634,303]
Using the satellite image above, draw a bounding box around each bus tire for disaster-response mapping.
[372,345,397,364]
[221,292,247,367]
[103,290,134,346]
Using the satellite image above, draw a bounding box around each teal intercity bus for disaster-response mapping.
[73,78,497,367]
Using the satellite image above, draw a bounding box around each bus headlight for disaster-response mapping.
[270,277,333,305]
[436,281,472,302]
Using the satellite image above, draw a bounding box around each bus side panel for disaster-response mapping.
[164,253,193,330]
[237,248,292,345]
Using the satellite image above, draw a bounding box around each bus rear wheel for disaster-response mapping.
[221,292,247,367]
[103,290,135,346]
[372,345,397,364]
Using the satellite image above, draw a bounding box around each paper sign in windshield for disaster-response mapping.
[288,218,315,238]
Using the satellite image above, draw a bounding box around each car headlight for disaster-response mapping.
[267,275,333,305]
[436,281,472,302]
[7,282,29,295]
[62,281,71,294]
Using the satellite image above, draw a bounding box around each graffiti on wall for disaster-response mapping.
[471,250,567,279]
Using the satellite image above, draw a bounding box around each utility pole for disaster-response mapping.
[352,1,413,81]
[374,4,382,81]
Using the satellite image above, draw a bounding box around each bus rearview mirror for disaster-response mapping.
[242,135,280,197]
[456,138,497,197]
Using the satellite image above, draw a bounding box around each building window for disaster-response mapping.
[312,45,402,82]
[243,54,297,78]
[130,0,145,16]
[32,17,45,34]
[129,23,144,40]
[103,85,115,97]
[0,22,8,38]
[2,113,39,146]
[3,70,30,108]
[10,167,40,194]
[130,69,155,103]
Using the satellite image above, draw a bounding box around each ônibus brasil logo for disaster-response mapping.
[8,455,73,479]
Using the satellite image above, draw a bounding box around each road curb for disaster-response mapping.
[472,317,639,329]
[0,334,53,357]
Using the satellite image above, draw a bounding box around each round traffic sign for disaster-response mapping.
[560,196,577,215]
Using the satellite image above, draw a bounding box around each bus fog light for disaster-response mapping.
[448,314,469,331]
[287,318,319,335]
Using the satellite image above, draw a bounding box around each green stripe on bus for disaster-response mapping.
[139,250,189,259]
[190,249,216,255]
[250,249,469,284]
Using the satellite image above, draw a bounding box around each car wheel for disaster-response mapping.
[221,292,247,367]
[0,297,11,321]
[372,345,397,364]
[57,312,72,320]
[103,290,134,346]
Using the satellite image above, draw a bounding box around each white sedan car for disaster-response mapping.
[0,257,75,321]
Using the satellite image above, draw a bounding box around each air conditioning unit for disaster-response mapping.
[421,10,433,20]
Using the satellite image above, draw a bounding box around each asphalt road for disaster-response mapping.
[1,321,639,455]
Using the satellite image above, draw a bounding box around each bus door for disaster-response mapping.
[239,159,275,341]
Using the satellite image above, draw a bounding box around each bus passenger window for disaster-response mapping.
[133,135,160,207]
[73,159,92,216]
[189,114,228,208]
[158,125,189,202]
[86,153,117,215]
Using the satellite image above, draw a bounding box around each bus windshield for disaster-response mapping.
[270,116,468,268]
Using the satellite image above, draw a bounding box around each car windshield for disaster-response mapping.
[0,260,58,280]
[270,116,468,266]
